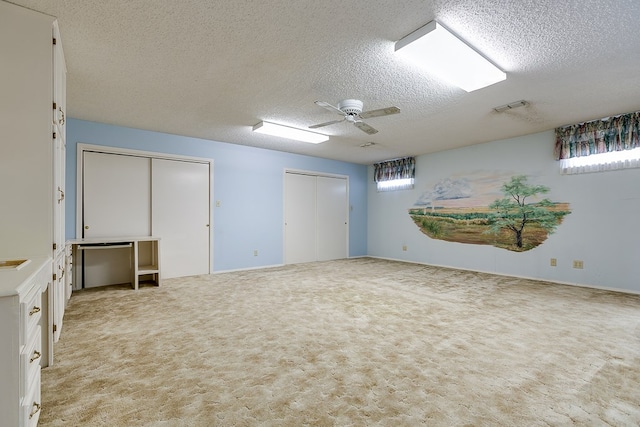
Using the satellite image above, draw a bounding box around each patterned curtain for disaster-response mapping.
[373,157,416,192]
[373,157,415,182]
[554,111,640,160]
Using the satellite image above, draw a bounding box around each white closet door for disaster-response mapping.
[285,173,317,264]
[152,158,210,278]
[82,151,151,287]
[316,176,348,261]
[83,151,151,237]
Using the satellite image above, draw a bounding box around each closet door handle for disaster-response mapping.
[29,306,41,316]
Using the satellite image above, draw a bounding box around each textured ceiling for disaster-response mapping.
[9,0,640,164]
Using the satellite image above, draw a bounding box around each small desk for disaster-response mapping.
[69,236,161,290]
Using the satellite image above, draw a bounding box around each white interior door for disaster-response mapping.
[152,158,210,278]
[285,173,317,264]
[82,151,151,287]
[316,176,348,261]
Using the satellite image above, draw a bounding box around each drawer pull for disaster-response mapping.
[29,306,41,316]
[30,350,42,363]
[29,402,41,419]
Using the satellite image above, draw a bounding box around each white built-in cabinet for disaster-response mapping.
[0,258,50,427]
[284,171,349,264]
[0,1,67,425]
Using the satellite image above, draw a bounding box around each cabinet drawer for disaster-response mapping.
[21,369,41,427]
[21,286,42,346]
[21,326,42,398]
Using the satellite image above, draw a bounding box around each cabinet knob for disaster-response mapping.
[30,350,42,363]
[84,225,89,229]
[29,402,41,419]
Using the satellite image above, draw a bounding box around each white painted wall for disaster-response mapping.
[368,130,640,293]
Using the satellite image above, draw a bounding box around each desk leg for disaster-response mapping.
[156,239,161,287]
[133,241,138,290]
[71,245,79,290]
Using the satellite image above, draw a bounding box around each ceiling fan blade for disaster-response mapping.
[315,100,346,116]
[359,106,400,119]
[309,118,345,129]
[354,121,378,135]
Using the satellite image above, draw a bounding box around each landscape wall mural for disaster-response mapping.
[409,172,571,252]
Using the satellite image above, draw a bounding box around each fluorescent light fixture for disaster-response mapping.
[252,120,328,144]
[395,20,506,92]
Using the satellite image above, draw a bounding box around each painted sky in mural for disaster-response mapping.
[414,171,514,208]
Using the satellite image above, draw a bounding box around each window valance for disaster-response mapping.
[373,157,415,182]
[554,111,640,160]
[373,156,415,191]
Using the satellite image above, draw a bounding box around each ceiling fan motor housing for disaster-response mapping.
[338,99,364,115]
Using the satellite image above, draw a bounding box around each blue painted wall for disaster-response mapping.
[67,119,368,271]
[368,130,640,293]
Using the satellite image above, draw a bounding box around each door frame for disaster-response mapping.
[76,143,214,273]
[283,168,350,264]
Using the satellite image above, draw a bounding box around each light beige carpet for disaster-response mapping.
[40,258,640,426]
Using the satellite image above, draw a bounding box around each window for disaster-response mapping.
[558,147,640,174]
[555,111,640,174]
[373,157,415,191]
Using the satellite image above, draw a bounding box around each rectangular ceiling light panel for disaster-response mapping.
[252,121,329,144]
[395,21,506,92]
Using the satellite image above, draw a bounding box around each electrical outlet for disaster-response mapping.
[253,250,258,256]
[572,260,584,269]
[550,258,557,267]
[402,245,407,251]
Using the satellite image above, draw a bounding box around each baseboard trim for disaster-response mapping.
[366,256,640,296]
[212,263,285,274]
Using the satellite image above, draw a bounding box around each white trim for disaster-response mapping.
[366,256,640,296]
[76,143,211,164]
[284,167,349,180]
[212,263,284,274]
[76,143,214,274]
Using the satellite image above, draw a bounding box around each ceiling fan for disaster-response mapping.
[309,99,400,135]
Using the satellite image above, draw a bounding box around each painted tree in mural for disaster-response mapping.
[488,175,559,249]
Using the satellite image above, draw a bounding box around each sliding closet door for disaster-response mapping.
[152,158,210,278]
[82,151,151,287]
[284,173,317,264]
[83,151,151,237]
[284,172,348,264]
[316,176,348,261]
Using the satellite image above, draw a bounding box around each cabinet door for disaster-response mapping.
[52,252,66,342]
[0,2,53,260]
[151,158,210,278]
[316,176,348,261]
[284,173,317,264]
[52,22,67,257]
[52,131,65,255]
